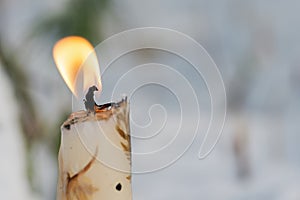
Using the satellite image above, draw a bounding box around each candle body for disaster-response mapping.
[57,99,131,200]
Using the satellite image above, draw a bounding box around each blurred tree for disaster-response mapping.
[33,0,109,44]
[0,39,42,142]
[0,34,44,194]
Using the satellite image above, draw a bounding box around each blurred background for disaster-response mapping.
[0,0,300,199]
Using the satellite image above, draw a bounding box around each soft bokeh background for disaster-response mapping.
[1,0,300,199]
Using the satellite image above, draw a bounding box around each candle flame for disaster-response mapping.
[53,36,102,96]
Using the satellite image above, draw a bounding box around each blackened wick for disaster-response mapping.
[84,85,98,111]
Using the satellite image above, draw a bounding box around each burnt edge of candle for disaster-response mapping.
[62,96,128,130]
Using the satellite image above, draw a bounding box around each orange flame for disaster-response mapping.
[53,36,101,96]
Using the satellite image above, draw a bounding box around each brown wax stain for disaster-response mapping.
[116,125,131,153]
[120,142,130,152]
[116,125,127,140]
[66,149,99,200]
[126,175,131,181]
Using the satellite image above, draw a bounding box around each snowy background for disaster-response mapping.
[1,0,300,199]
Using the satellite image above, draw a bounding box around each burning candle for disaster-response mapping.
[53,36,132,200]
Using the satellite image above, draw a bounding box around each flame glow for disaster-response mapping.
[53,36,102,96]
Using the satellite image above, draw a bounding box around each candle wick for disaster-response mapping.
[84,85,98,112]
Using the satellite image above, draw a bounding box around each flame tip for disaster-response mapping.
[53,36,102,97]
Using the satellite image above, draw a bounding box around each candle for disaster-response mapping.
[53,36,132,200]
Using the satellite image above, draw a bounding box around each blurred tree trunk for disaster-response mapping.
[0,61,36,199]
